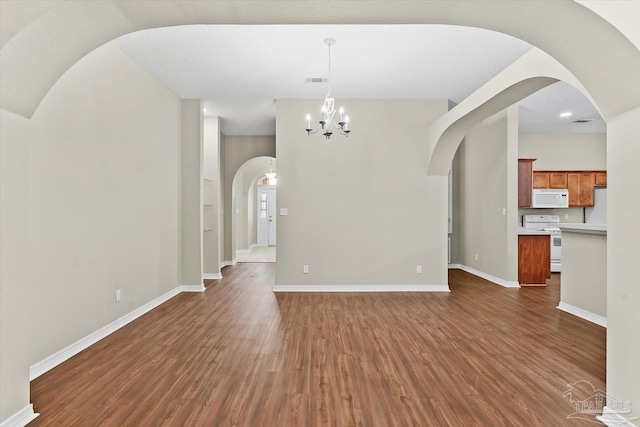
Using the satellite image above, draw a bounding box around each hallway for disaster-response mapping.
[236,246,276,263]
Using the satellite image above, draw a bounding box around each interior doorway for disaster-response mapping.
[257,186,276,247]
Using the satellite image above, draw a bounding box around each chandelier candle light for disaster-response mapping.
[305,38,351,139]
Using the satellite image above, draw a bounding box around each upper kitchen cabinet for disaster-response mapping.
[549,172,569,189]
[532,171,549,189]
[594,171,607,187]
[567,172,595,207]
[518,159,535,207]
[533,171,569,189]
[530,170,605,207]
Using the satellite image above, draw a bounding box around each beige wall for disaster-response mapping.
[560,232,606,318]
[607,107,640,422]
[0,110,32,421]
[275,99,449,288]
[518,133,606,170]
[203,116,222,274]
[449,151,462,264]
[180,100,204,286]
[457,107,519,282]
[222,136,275,262]
[25,40,181,375]
[219,133,226,267]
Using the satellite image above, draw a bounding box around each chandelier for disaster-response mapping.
[305,38,351,139]
[265,159,276,180]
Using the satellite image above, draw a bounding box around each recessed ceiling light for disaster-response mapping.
[203,108,207,112]
[560,112,572,117]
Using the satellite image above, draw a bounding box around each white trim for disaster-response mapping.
[202,273,222,280]
[220,259,237,268]
[273,284,450,292]
[235,249,250,254]
[30,285,183,380]
[181,284,206,292]
[450,264,520,288]
[0,404,39,427]
[557,302,607,328]
[597,406,638,427]
[448,263,463,269]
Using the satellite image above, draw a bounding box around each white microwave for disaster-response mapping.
[532,189,569,208]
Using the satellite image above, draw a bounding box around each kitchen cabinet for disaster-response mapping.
[567,172,594,207]
[533,172,549,189]
[531,170,605,207]
[518,235,551,286]
[518,159,535,208]
[549,172,568,189]
[594,171,607,187]
[532,171,569,189]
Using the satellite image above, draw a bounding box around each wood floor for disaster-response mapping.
[30,266,605,426]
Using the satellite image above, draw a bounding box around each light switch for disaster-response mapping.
[280,208,288,216]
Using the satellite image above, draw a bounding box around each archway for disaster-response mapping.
[231,156,277,261]
[2,2,638,121]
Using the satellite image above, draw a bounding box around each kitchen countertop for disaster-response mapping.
[558,223,607,235]
[517,227,555,236]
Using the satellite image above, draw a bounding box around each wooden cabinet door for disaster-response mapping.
[568,172,595,206]
[549,172,568,189]
[518,159,535,207]
[595,171,607,187]
[567,173,581,207]
[580,172,595,207]
[518,235,551,285]
[533,172,550,189]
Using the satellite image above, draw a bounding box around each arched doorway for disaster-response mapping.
[232,156,276,262]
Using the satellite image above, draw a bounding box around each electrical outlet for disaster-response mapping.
[565,214,569,219]
[417,265,422,274]
[303,265,309,274]
[475,254,479,261]
[115,289,121,302]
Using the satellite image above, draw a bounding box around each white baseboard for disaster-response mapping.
[597,406,638,427]
[0,404,39,427]
[220,259,237,268]
[451,264,520,288]
[235,249,250,254]
[30,282,210,381]
[202,273,222,280]
[557,302,607,328]
[273,284,450,292]
[181,284,206,292]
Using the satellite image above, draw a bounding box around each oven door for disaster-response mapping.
[551,234,562,272]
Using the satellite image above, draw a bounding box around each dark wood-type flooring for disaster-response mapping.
[30,266,605,426]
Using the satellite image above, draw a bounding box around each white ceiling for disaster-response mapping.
[115,24,605,136]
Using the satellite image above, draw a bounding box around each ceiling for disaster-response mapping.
[115,24,606,136]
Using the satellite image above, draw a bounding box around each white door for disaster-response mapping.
[257,187,276,247]
[268,189,276,246]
